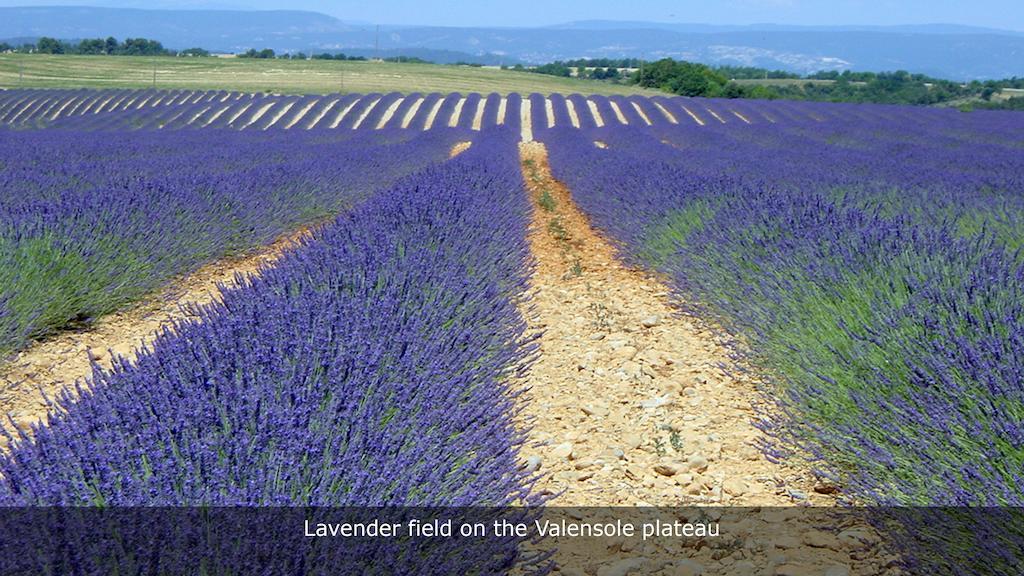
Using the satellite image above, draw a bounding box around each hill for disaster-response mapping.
[2,7,1024,79]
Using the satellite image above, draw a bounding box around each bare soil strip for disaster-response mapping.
[33,97,62,120]
[224,101,254,126]
[156,106,191,129]
[90,95,116,114]
[608,100,629,125]
[471,97,486,131]
[586,99,605,127]
[199,104,231,127]
[283,98,320,129]
[131,93,156,110]
[496,97,508,125]
[422,97,446,130]
[184,106,212,126]
[565,99,581,128]
[327,98,360,129]
[47,96,80,120]
[375,97,405,129]
[400,97,425,129]
[731,110,752,124]
[6,98,40,123]
[516,142,895,575]
[114,94,142,112]
[350,98,382,130]
[237,101,277,130]
[545,97,555,128]
[630,101,653,126]
[0,226,316,448]
[448,97,467,127]
[518,142,824,507]
[350,97,381,130]
[703,107,726,124]
[449,141,472,158]
[679,105,706,126]
[262,101,296,130]
[651,101,679,124]
[520,98,533,142]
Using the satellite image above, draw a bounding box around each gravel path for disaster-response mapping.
[516,142,896,576]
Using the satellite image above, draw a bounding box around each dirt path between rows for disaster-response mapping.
[516,142,896,576]
[0,226,317,448]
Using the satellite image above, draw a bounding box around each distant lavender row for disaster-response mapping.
[0,126,467,358]
[540,110,1024,573]
[0,87,970,134]
[0,127,545,573]
[0,89,521,132]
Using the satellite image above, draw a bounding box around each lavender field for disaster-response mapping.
[1,87,1023,574]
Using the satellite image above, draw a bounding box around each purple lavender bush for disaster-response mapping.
[540,103,1024,574]
[0,125,467,359]
[0,127,546,574]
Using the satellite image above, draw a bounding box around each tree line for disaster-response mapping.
[0,37,208,57]
[519,57,1024,109]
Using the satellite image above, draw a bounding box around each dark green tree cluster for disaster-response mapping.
[621,58,1024,107]
[634,59,730,97]
[520,58,636,81]
[530,62,572,77]
[727,71,1004,105]
[385,56,431,64]
[25,36,172,56]
[587,67,622,80]
[238,48,276,59]
[309,53,368,61]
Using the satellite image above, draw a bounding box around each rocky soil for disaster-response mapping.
[516,142,897,576]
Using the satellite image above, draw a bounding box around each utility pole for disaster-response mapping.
[374,25,380,62]
[19,60,23,83]
[152,59,156,88]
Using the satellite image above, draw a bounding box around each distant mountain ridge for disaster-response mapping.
[549,20,1024,36]
[2,6,1023,79]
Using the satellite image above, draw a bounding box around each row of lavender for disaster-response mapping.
[0,127,547,574]
[0,87,961,133]
[0,126,468,359]
[539,108,1024,573]
[0,89,525,132]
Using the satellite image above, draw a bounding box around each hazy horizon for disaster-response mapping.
[0,0,1022,31]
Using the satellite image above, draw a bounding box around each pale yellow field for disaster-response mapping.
[0,54,663,96]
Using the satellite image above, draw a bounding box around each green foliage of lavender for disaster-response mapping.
[0,126,463,359]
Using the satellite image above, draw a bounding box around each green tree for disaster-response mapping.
[76,38,106,55]
[36,37,65,54]
[635,59,728,97]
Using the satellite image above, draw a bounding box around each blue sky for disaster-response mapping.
[2,0,1023,30]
